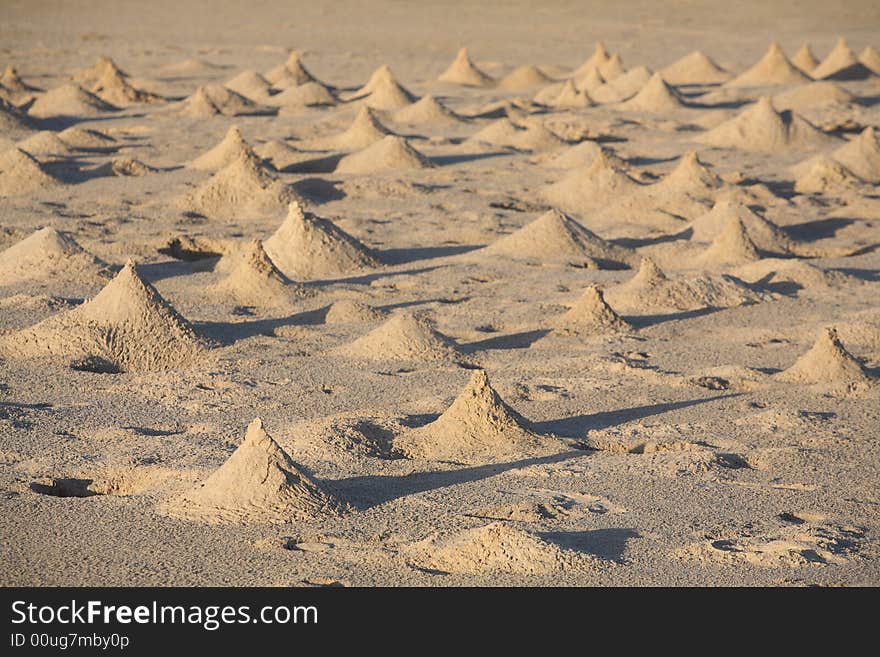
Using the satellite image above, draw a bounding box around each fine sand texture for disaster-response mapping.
[1,0,880,586]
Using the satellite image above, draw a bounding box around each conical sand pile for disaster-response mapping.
[498,65,552,90]
[544,141,623,170]
[438,47,494,86]
[28,84,117,118]
[859,46,880,75]
[0,96,32,135]
[467,118,521,147]
[71,56,127,85]
[619,73,686,111]
[552,286,632,335]
[186,149,300,219]
[696,96,839,152]
[689,199,795,255]
[393,95,464,124]
[599,53,626,80]
[573,42,611,78]
[319,106,393,150]
[772,81,856,111]
[336,312,461,362]
[178,84,266,117]
[394,369,553,463]
[265,50,319,86]
[776,328,870,383]
[830,127,880,182]
[210,240,310,308]
[324,299,386,324]
[263,201,380,279]
[163,418,346,524]
[224,70,272,101]
[480,209,636,268]
[16,131,72,159]
[508,123,566,152]
[270,81,336,109]
[188,125,256,171]
[792,44,820,74]
[660,51,731,85]
[794,155,864,194]
[335,135,433,174]
[347,65,416,110]
[727,42,810,86]
[1,65,39,94]
[88,66,162,106]
[253,139,304,170]
[694,215,761,268]
[0,261,205,371]
[533,79,592,108]
[654,151,723,197]
[590,65,652,103]
[0,148,61,196]
[573,67,606,93]
[605,257,765,312]
[811,38,874,81]
[406,522,577,575]
[0,227,109,285]
[542,151,642,214]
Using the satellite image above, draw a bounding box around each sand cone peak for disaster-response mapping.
[325,105,393,150]
[811,37,871,80]
[335,135,432,174]
[0,147,61,196]
[554,285,632,334]
[189,125,255,171]
[266,50,318,86]
[359,73,416,110]
[573,42,611,78]
[394,369,554,463]
[393,94,463,123]
[271,81,336,109]
[338,312,462,362]
[859,45,880,75]
[777,328,870,383]
[438,47,494,86]
[690,198,794,254]
[660,151,722,194]
[212,240,309,307]
[72,56,126,85]
[660,50,731,85]
[224,70,272,100]
[794,155,863,194]
[574,67,606,92]
[482,209,635,268]
[792,43,820,73]
[324,299,386,324]
[728,42,809,86]
[831,127,880,182]
[620,72,685,111]
[535,79,593,108]
[178,84,263,117]
[498,65,552,90]
[90,66,162,106]
[263,201,380,279]
[696,215,761,268]
[0,226,109,284]
[633,256,668,286]
[1,65,38,94]
[164,418,345,524]
[542,151,642,214]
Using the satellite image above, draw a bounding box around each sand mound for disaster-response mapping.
[1,65,39,95]
[776,328,870,383]
[16,131,72,159]
[319,106,394,151]
[28,84,117,119]
[0,261,205,371]
[619,73,686,111]
[544,141,621,169]
[599,53,625,80]
[263,201,380,280]
[335,135,432,174]
[393,94,463,124]
[188,125,256,171]
[552,286,632,335]
[498,65,552,90]
[533,79,592,108]
[733,258,854,291]
[0,96,32,134]
[689,199,795,254]
[438,47,494,86]
[811,38,875,81]
[772,81,856,112]
[324,299,386,324]
[186,149,300,219]
[336,312,461,362]
[794,155,864,194]
[573,67,606,93]
[395,369,553,463]
[590,66,652,103]
[88,67,162,106]
[830,127,880,183]
[471,119,566,152]
[693,215,761,268]
[859,46,880,75]
[467,118,521,147]
[178,84,267,117]
[480,209,635,268]
[210,240,309,308]
[270,81,336,109]
[253,140,304,170]
[573,42,611,77]
[407,522,578,574]
[72,56,127,84]
[660,51,731,85]
[542,151,642,214]
[792,44,820,74]
[163,418,345,524]
[265,50,318,86]
[727,42,810,86]
[606,257,764,312]
[696,96,838,152]
[57,126,116,151]
[0,227,109,285]
[0,148,61,196]
[351,67,416,110]
[224,70,272,101]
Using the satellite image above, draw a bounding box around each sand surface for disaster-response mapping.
[1,0,879,586]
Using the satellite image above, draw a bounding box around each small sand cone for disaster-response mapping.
[265,50,318,86]
[695,216,761,268]
[322,105,394,150]
[394,369,554,463]
[438,47,495,86]
[188,125,255,171]
[336,312,462,362]
[324,299,386,324]
[498,65,552,91]
[27,83,117,119]
[0,147,61,196]
[727,42,810,87]
[263,201,380,280]
[831,127,880,182]
[619,73,686,111]
[335,135,433,174]
[660,51,731,85]
[599,53,625,80]
[177,84,265,117]
[162,418,347,524]
[542,150,642,214]
[792,43,820,74]
[776,328,870,383]
[553,286,632,335]
[794,155,864,194]
[224,70,273,101]
[534,79,593,108]
[573,67,606,93]
[210,240,310,308]
[858,45,880,75]
[573,42,611,78]
[0,226,109,284]
[270,81,337,109]
[393,94,464,123]
[811,37,873,80]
